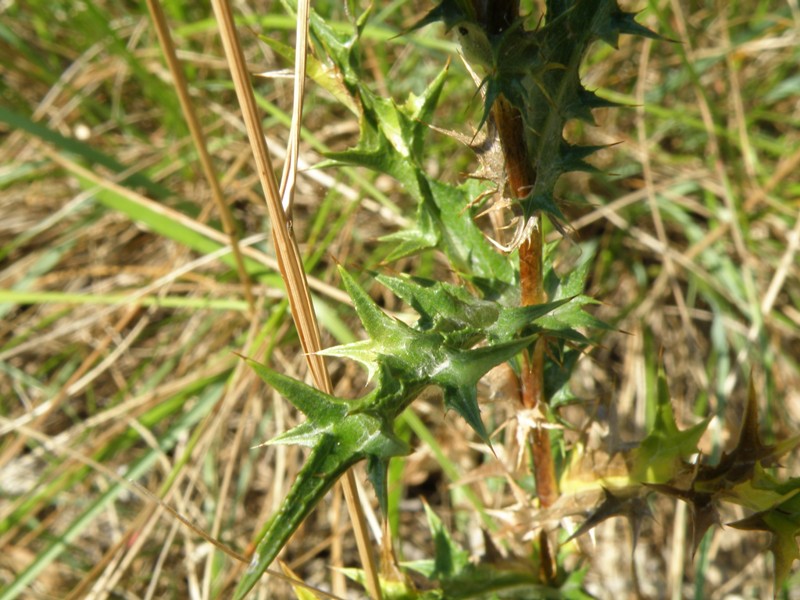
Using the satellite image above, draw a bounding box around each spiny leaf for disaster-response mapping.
[409,1,662,236]
[339,567,423,600]
[559,440,633,495]
[566,487,651,550]
[528,297,609,343]
[235,435,341,599]
[375,273,499,334]
[338,266,411,346]
[437,336,537,444]
[520,192,566,223]
[318,50,514,281]
[306,8,363,91]
[426,178,516,282]
[406,503,586,598]
[591,5,662,48]
[423,499,471,580]
[366,455,391,515]
[573,86,622,115]
[324,63,448,171]
[375,271,590,346]
[644,378,800,558]
[327,267,604,444]
[325,267,540,443]
[632,368,710,484]
[729,482,800,596]
[555,141,606,174]
[246,359,344,426]
[486,299,572,340]
[235,361,415,598]
[406,65,450,162]
[694,378,793,491]
[258,35,359,115]
[725,463,800,513]
[646,482,718,555]
[379,219,440,262]
[405,0,474,34]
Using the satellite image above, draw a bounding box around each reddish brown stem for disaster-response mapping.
[521,339,559,508]
[493,93,559,509]
[471,2,558,581]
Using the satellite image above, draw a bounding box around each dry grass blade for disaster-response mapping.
[635,37,698,353]
[0,418,347,600]
[210,0,323,383]
[3,418,249,564]
[0,299,141,474]
[145,0,256,314]
[38,148,350,307]
[209,0,382,597]
[275,4,347,594]
[277,0,308,217]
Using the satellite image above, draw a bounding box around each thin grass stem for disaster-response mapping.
[209,1,381,596]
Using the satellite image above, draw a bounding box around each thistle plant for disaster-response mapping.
[236,1,800,598]
[4,1,799,599]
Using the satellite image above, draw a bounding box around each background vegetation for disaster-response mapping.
[1,0,799,598]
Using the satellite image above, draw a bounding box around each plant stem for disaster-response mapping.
[211,2,382,595]
[492,88,559,509]
[469,0,558,513]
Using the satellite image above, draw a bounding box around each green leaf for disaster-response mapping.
[406,502,589,599]
[591,3,663,48]
[235,435,342,599]
[404,64,450,163]
[0,106,171,201]
[646,482,718,555]
[307,8,364,90]
[339,567,424,600]
[258,35,359,115]
[642,380,800,558]
[375,273,500,334]
[406,0,474,34]
[421,1,660,226]
[235,361,415,598]
[435,339,534,443]
[247,359,343,427]
[319,54,514,283]
[725,464,800,513]
[421,500,471,580]
[323,268,537,443]
[427,178,515,283]
[632,367,710,484]
[375,272,580,345]
[729,482,800,595]
[379,211,440,262]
